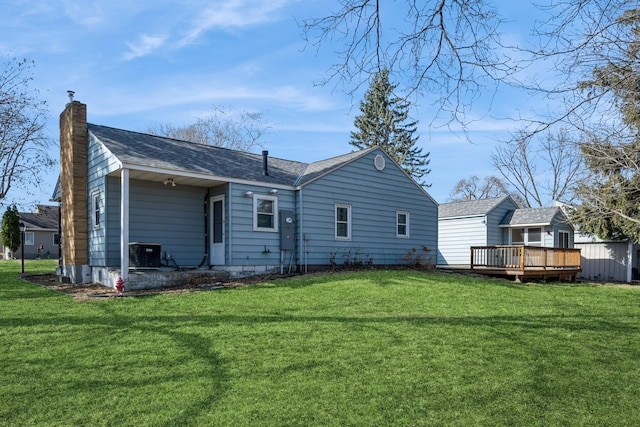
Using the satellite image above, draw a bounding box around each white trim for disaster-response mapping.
[335,203,352,241]
[91,189,101,229]
[23,232,35,246]
[210,195,226,265]
[500,222,550,228]
[510,226,543,246]
[396,211,410,238]
[627,241,633,283]
[253,194,278,232]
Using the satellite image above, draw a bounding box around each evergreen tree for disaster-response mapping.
[571,10,640,240]
[1,205,21,253]
[350,68,430,185]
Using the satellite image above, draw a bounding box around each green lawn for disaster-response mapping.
[2,260,640,426]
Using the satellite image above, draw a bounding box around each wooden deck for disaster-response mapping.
[469,246,582,282]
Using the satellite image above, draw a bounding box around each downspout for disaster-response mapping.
[120,168,130,282]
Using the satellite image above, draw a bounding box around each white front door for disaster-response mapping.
[210,195,225,265]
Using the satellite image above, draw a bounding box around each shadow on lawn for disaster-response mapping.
[4,303,640,424]
[93,303,230,426]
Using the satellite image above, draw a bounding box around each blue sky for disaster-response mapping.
[2,0,545,208]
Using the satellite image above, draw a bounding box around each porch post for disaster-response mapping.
[120,168,130,282]
[627,241,633,283]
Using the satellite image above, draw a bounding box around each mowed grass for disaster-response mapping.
[2,260,640,426]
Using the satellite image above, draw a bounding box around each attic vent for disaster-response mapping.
[374,154,386,171]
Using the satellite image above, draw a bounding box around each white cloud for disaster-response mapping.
[178,0,291,48]
[122,34,168,60]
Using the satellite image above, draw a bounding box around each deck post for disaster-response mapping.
[470,248,475,270]
[520,247,525,273]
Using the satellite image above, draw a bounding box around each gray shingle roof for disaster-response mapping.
[438,196,511,218]
[295,148,377,186]
[500,206,565,226]
[20,205,59,230]
[89,124,380,187]
[88,124,308,186]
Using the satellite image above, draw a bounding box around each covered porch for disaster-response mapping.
[470,245,582,282]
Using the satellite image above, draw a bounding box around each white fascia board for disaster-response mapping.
[499,222,550,228]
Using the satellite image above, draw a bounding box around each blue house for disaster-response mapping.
[56,101,438,288]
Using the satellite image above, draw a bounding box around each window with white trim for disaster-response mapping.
[92,190,101,229]
[397,211,409,237]
[511,227,542,245]
[528,228,541,245]
[335,204,351,240]
[253,194,278,231]
[24,232,34,246]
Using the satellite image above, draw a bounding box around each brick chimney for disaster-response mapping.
[59,101,89,283]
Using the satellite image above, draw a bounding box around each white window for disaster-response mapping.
[528,228,542,245]
[24,232,34,246]
[335,204,351,240]
[397,211,409,238]
[511,227,542,245]
[253,194,278,232]
[92,190,101,229]
[511,228,524,245]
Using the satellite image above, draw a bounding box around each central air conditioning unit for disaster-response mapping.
[129,243,161,269]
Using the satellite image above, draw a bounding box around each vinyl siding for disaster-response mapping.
[487,200,518,245]
[437,216,486,265]
[437,199,518,265]
[300,150,438,267]
[575,241,630,282]
[105,178,209,267]
[226,184,297,266]
[87,135,120,266]
[15,231,58,259]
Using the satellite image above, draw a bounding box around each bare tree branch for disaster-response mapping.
[0,57,54,205]
[301,0,513,127]
[148,106,271,152]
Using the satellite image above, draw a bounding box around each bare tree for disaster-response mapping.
[448,175,518,203]
[301,1,634,135]
[148,106,270,152]
[0,57,53,204]
[491,129,584,207]
[301,0,513,126]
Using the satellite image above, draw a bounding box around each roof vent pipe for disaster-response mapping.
[262,150,269,176]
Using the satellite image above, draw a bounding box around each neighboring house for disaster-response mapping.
[500,207,574,248]
[437,196,519,265]
[54,101,438,287]
[4,205,60,260]
[438,196,574,266]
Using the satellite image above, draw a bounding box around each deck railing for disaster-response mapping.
[470,246,581,272]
